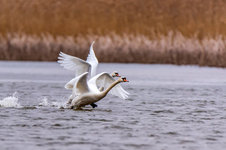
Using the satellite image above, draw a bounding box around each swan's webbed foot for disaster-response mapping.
[90,103,98,108]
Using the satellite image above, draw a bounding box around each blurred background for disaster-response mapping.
[0,0,226,67]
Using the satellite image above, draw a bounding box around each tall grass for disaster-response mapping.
[0,32,226,67]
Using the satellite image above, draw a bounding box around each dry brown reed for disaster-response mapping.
[0,0,226,66]
[0,32,226,67]
[0,0,226,38]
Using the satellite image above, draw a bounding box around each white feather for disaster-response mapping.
[88,72,130,100]
[71,72,90,98]
[86,41,99,77]
[65,77,80,90]
[58,52,91,77]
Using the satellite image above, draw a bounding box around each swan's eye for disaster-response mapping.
[115,73,119,76]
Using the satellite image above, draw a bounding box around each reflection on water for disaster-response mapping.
[0,61,226,150]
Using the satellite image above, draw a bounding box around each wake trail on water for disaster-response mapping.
[0,92,21,108]
[0,93,67,109]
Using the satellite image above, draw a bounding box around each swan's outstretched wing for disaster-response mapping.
[72,72,90,98]
[86,41,98,77]
[58,52,91,77]
[89,72,130,99]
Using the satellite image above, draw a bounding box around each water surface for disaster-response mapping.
[0,61,226,150]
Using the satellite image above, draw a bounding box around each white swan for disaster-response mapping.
[58,41,129,107]
[66,71,129,107]
[71,72,129,99]
[70,72,129,109]
[58,41,120,90]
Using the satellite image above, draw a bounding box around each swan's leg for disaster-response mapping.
[90,103,98,108]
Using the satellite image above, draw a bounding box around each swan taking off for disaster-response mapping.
[65,71,126,108]
[58,41,121,80]
[70,72,129,109]
[58,41,129,108]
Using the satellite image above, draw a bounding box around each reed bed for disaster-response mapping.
[0,0,226,66]
[0,32,226,67]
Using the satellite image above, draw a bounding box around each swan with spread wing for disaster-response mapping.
[58,41,129,107]
[58,41,120,80]
[70,72,129,109]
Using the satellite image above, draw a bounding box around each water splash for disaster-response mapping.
[38,97,49,106]
[0,92,21,108]
[38,97,67,109]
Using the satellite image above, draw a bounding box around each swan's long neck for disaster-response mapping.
[100,80,121,98]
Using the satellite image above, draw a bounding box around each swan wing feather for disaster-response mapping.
[72,72,90,98]
[58,52,91,77]
[64,77,80,90]
[86,41,98,77]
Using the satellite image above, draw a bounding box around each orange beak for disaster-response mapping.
[123,79,129,82]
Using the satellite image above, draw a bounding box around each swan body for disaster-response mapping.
[67,72,129,106]
[65,71,123,105]
[58,42,129,107]
[70,72,129,109]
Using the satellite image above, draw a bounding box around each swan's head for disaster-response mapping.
[119,77,129,82]
[111,71,121,77]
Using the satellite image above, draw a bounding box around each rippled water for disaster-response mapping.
[1,61,226,150]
